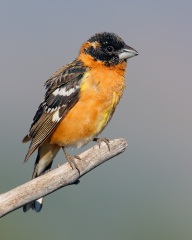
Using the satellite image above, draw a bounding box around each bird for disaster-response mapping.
[22,32,138,212]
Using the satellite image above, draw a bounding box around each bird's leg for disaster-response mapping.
[62,147,81,175]
[93,137,111,151]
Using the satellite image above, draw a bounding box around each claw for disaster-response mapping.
[93,137,111,151]
[62,147,81,175]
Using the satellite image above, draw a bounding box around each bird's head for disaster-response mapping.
[80,32,138,67]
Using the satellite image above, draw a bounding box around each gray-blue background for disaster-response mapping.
[1,1,192,239]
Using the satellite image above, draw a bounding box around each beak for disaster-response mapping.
[119,45,139,60]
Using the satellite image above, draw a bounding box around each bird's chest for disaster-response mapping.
[50,68,125,147]
[79,69,125,129]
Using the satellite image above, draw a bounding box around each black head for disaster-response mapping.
[84,32,138,66]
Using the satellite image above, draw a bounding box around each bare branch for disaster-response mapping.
[0,138,128,218]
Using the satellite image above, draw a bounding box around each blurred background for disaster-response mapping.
[0,0,192,239]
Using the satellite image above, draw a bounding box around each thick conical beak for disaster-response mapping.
[119,45,139,60]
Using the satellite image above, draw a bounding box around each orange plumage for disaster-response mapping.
[23,32,138,212]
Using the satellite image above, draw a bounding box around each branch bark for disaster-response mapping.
[0,138,128,218]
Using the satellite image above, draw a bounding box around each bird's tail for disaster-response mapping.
[23,140,60,212]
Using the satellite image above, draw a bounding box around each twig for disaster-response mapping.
[0,138,128,218]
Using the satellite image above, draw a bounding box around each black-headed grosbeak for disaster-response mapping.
[23,32,138,212]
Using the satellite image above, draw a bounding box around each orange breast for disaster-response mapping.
[50,58,126,148]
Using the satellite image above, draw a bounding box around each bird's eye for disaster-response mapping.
[106,46,114,53]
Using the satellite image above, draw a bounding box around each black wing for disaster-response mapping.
[23,60,86,161]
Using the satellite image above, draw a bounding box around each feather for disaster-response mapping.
[23,60,86,161]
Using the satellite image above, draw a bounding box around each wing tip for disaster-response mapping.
[22,134,31,143]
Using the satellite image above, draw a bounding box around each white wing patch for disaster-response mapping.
[46,107,57,113]
[52,110,62,122]
[53,87,76,97]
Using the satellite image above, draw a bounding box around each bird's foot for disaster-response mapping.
[93,137,111,151]
[62,147,81,175]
